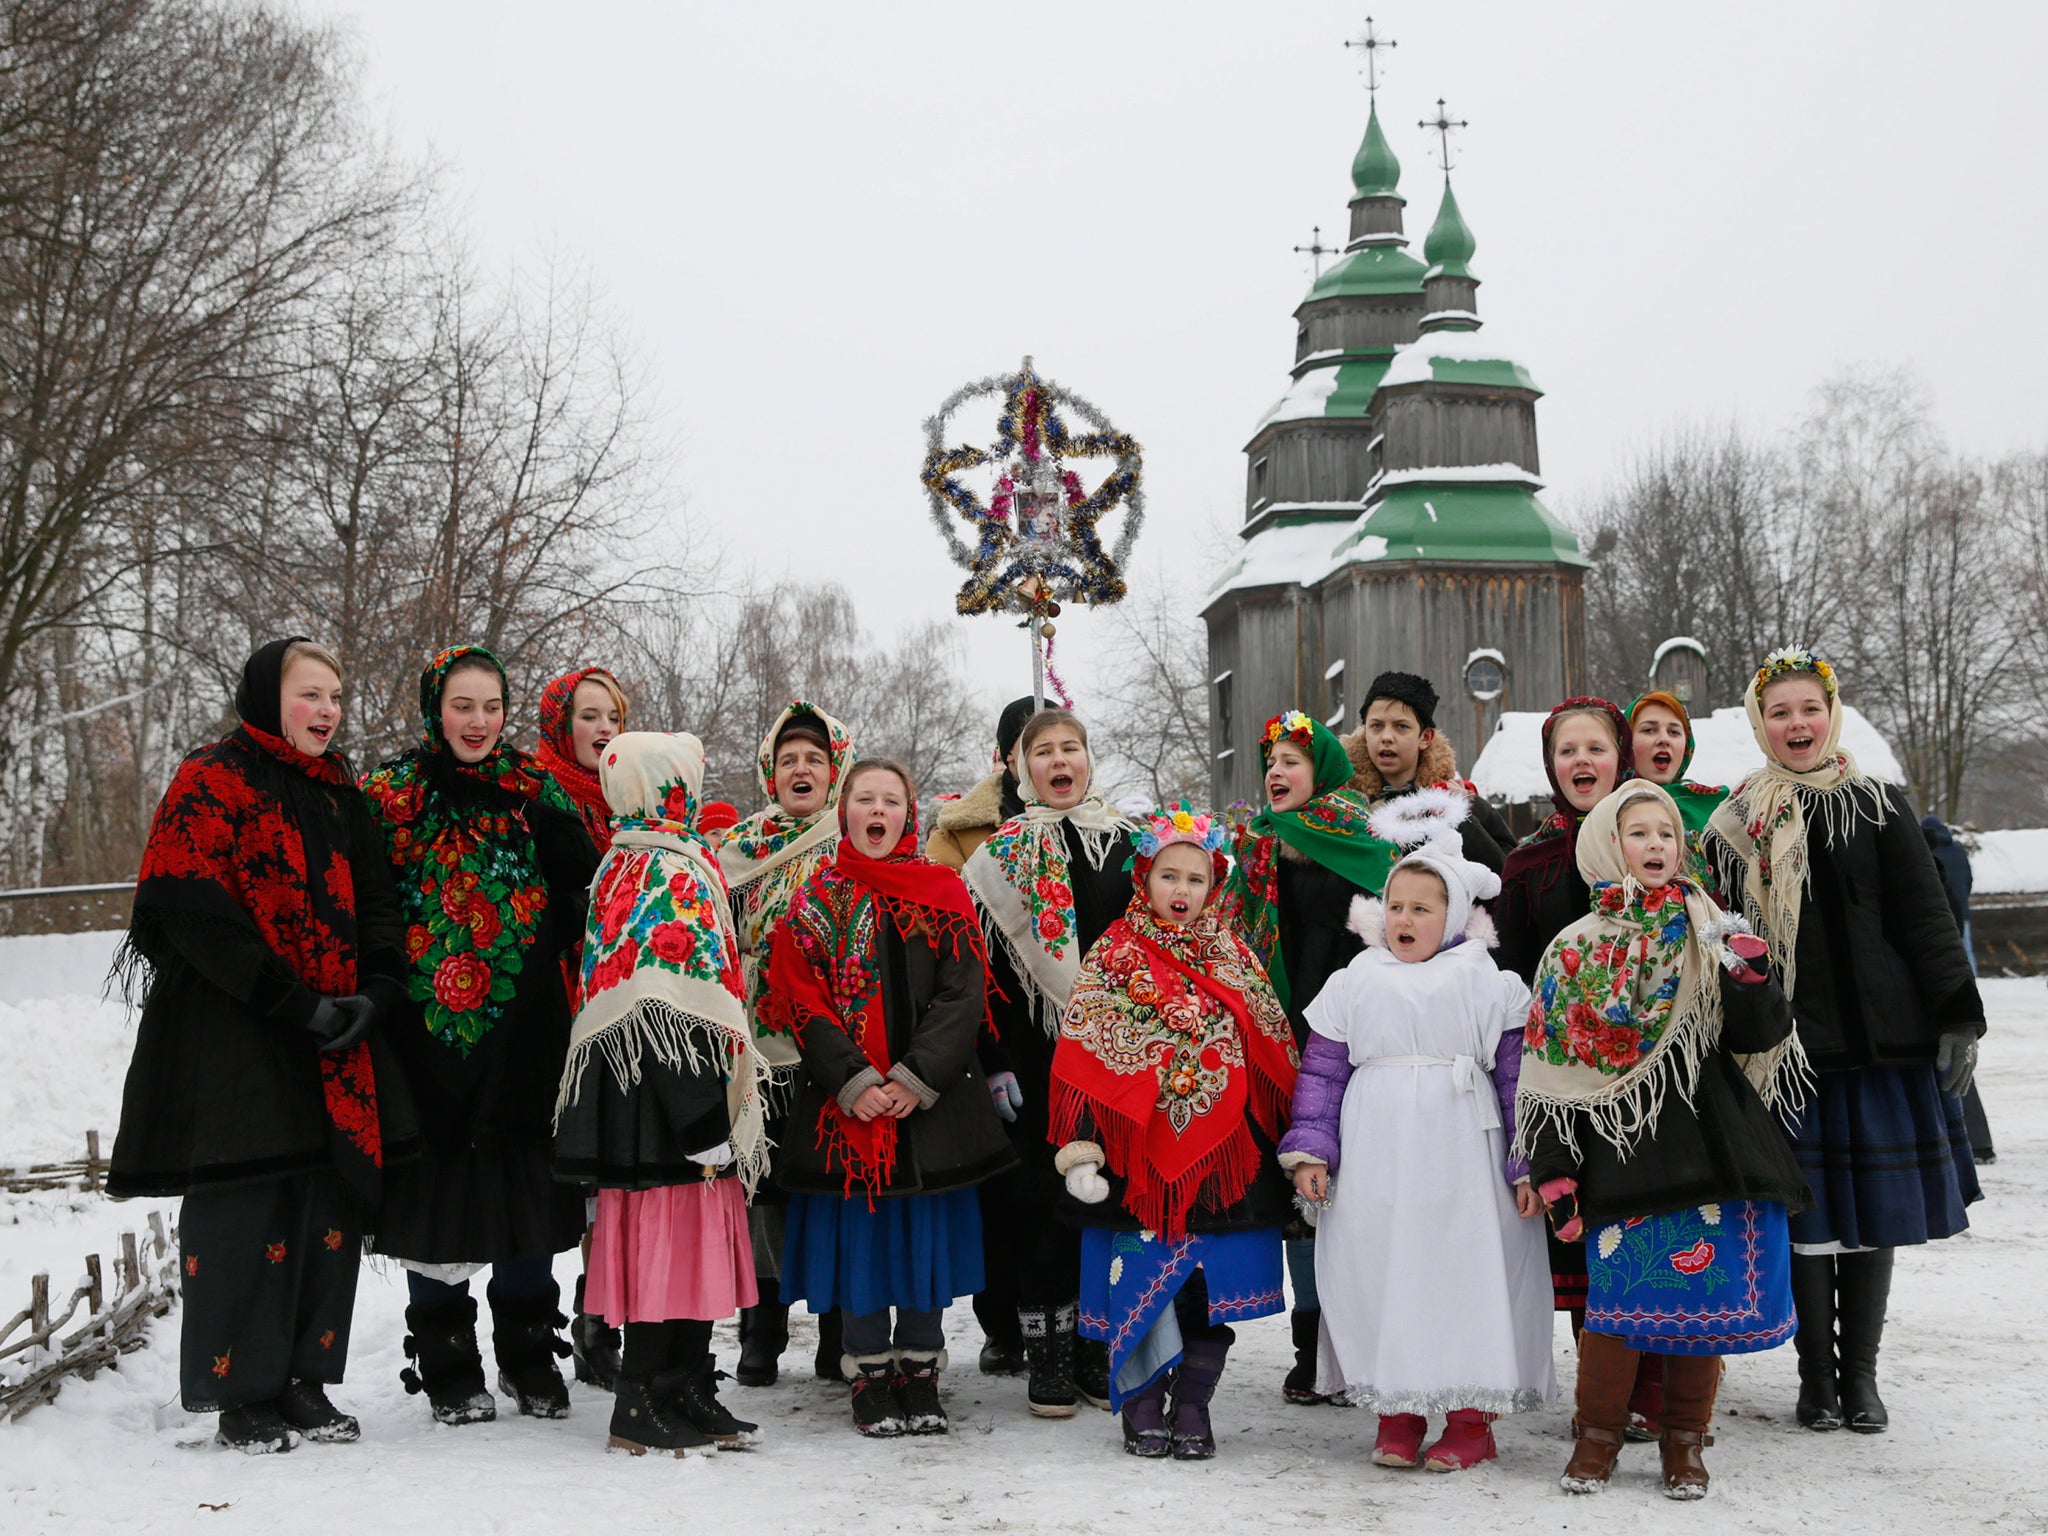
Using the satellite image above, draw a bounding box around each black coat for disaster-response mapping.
[109,787,420,1198]
[552,1037,735,1192]
[1494,860,1590,987]
[979,820,1136,1195]
[1526,972,1813,1225]
[777,913,1017,1199]
[1712,783,1983,1071]
[1275,848,1371,1048]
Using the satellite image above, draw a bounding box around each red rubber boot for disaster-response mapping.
[1372,1413,1428,1468]
[1422,1408,1498,1472]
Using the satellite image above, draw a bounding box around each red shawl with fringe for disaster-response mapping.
[1051,899,1297,1238]
[767,825,992,1200]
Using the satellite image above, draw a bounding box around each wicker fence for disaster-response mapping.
[0,1208,180,1421]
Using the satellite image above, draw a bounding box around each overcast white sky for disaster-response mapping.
[293,0,2048,728]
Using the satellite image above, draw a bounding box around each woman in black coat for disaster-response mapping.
[1707,652,1982,1435]
[111,637,419,1453]
[359,644,598,1426]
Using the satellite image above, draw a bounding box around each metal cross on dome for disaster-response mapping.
[1293,224,1340,277]
[1420,97,1469,173]
[1344,16,1396,96]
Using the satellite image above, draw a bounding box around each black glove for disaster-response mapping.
[1934,1026,1979,1099]
[305,993,376,1053]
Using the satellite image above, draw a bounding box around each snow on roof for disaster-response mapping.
[1261,367,1341,424]
[1470,704,1908,803]
[1972,828,2048,895]
[1207,519,1347,598]
[1380,327,1528,389]
[1651,636,1709,671]
[1373,463,1544,491]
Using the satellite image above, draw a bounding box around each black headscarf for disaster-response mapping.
[995,695,1035,818]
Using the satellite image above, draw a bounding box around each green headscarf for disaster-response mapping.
[1626,691,1729,842]
[1219,711,1396,1011]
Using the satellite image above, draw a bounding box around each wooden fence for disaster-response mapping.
[4,1130,111,1195]
[0,1208,179,1420]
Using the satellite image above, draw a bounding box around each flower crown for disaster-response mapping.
[1755,647,1837,697]
[1134,800,1230,860]
[1260,709,1315,755]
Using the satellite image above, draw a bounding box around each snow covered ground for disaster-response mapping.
[2,936,2044,1533]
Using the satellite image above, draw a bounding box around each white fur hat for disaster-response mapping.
[1362,784,1502,947]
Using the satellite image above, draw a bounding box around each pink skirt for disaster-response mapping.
[585,1179,759,1325]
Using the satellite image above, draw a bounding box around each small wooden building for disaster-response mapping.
[1204,103,1587,805]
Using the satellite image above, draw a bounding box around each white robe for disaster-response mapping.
[1303,938,1556,1413]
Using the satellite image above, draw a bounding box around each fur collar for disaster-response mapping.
[1344,893,1499,953]
[935,771,1006,836]
[1341,726,1460,802]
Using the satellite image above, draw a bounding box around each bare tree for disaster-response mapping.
[1092,580,1211,809]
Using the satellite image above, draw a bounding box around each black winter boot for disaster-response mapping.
[814,1307,846,1383]
[1168,1333,1234,1460]
[489,1286,572,1420]
[849,1355,906,1437]
[1790,1254,1842,1431]
[736,1299,790,1388]
[895,1350,949,1435]
[608,1373,711,1456]
[1074,1333,1112,1411]
[1836,1248,1894,1434]
[1283,1309,1330,1405]
[400,1295,497,1426]
[275,1379,359,1443]
[666,1355,759,1448]
[1121,1371,1172,1458]
[216,1401,296,1454]
[570,1274,621,1392]
[1019,1303,1078,1418]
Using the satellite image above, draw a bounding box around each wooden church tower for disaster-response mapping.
[1204,63,1587,807]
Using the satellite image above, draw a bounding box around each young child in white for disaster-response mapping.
[1277,799,1555,1473]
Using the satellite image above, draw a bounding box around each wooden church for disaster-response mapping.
[1204,91,1587,806]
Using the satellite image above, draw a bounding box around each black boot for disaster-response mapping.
[814,1307,846,1382]
[666,1355,759,1448]
[216,1401,296,1454]
[400,1295,497,1426]
[849,1354,906,1437]
[489,1285,572,1420]
[1836,1248,1894,1434]
[1168,1334,1233,1460]
[608,1373,711,1456]
[1790,1254,1842,1431]
[1019,1303,1078,1418]
[570,1274,621,1392]
[275,1379,359,1443]
[1283,1309,1329,1405]
[895,1350,949,1435]
[1074,1333,1112,1411]
[736,1300,790,1388]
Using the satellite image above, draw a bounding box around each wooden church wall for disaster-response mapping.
[1373,390,1541,475]
[1204,587,1326,808]
[1297,297,1425,361]
[1245,424,1379,513]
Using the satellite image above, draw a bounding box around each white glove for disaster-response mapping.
[688,1141,734,1169]
[1065,1163,1110,1204]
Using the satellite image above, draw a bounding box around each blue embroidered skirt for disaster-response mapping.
[1789,1063,1980,1251]
[1584,1200,1795,1356]
[781,1189,983,1317]
[1078,1227,1284,1409]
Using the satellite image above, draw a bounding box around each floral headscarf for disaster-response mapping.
[535,666,625,854]
[556,732,765,1191]
[1515,782,1805,1165]
[1217,710,1393,1011]
[1626,690,1728,842]
[361,644,573,1053]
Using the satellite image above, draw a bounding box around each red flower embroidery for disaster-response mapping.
[212,1350,232,1378]
[661,783,694,822]
[320,1329,337,1350]
[1560,947,1581,977]
[323,1228,345,1252]
[466,900,504,948]
[648,920,697,967]
[405,923,434,961]
[432,953,493,1012]
[438,868,482,922]
[1036,909,1065,941]
[265,1241,287,1263]
[185,1255,199,1277]
[1670,1240,1715,1276]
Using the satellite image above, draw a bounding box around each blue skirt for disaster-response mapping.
[1078,1227,1284,1409]
[780,1189,983,1316]
[1789,1063,1980,1250]
[1585,1201,1796,1356]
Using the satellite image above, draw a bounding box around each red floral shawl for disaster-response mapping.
[132,724,385,1201]
[1052,898,1297,1237]
[767,818,991,1200]
[535,666,620,855]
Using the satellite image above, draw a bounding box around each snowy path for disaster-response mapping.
[2,958,2044,1534]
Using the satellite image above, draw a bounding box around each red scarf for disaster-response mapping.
[132,724,385,1201]
[767,822,991,1200]
[1051,898,1297,1237]
[535,666,618,854]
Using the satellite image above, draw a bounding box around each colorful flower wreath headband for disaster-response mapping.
[1260,709,1315,755]
[1754,647,1837,697]
[1134,801,1231,861]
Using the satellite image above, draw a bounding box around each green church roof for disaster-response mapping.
[1423,179,1476,278]
[1330,482,1588,567]
[1305,243,1428,301]
[1254,355,1394,431]
[1351,101,1401,199]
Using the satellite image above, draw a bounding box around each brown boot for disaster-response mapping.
[1658,1354,1722,1501]
[1562,1331,1638,1494]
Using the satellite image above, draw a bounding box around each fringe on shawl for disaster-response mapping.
[1047,1080,1271,1240]
[554,999,771,1196]
[979,904,1059,1037]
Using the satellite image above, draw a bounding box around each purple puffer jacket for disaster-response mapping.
[1276,1029,1529,1186]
